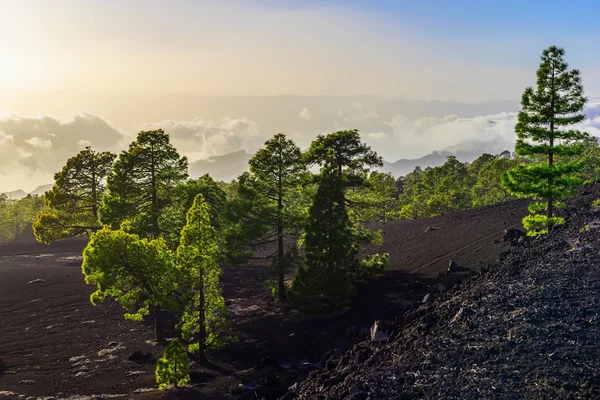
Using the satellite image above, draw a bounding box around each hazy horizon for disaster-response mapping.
[2,0,600,191]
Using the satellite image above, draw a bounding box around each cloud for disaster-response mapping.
[25,137,53,149]
[3,97,600,191]
[0,113,123,191]
[352,100,363,110]
[343,112,380,124]
[141,116,268,161]
[363,101,600,161]
[298,108,311,120]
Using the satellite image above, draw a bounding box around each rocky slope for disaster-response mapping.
[289,185,600,399]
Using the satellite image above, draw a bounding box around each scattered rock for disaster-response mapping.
[422,293,433,304]
[369,320,389,342]
[28,279,45,284]
[425,226,437,232]
[108,341,121,347]
[448,259,460,273]
[19,380,35,384]
[548,351,560,361]
[97,345,124,357]
[288,382,299,392]
[69,355,87,363]
[503,227,526,246]
[125,370,146,376]
[128,350,154,363]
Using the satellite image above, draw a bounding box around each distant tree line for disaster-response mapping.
[0,194,44,240]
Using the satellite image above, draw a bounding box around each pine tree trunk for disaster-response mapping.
[548,64,556,230]
[198,268,206,358]
[277,159,285,302]
[154,305,164,343]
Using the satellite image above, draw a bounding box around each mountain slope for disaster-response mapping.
[292,184,600,399]
[1,184,53,200]
[188,150,252,181]
[380,148,510,178]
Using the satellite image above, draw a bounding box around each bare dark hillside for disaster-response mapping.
[0,193,549,399]
[291,184,600,399]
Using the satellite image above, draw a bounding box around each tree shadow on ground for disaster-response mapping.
[0,357,7,378]
[217,266,475,369]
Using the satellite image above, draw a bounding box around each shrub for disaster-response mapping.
[355,253,390,281]
[155,339,190,389]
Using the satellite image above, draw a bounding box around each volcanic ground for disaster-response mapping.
[0,193,547,399]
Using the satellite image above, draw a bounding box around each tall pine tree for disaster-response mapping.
[503,46,588,234]
[247,134,305,301]
[34,147,116,243]
[177,194,230,356]
[289,150,357,309]
[100,130,188,238]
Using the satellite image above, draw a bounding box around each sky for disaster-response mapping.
[1,0,600,191]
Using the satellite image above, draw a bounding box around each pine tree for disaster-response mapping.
[305,129,382,192]
[347,171,400,223]
[246,134,305,301]
[100,130,188,238]
[155,339,190,389]
[177,194,230,356]
[163,174,227,250]
[81,227,177,341]
[33,147,116,243]
[289,151,357,309]
[503,46,588,234]
[472,156,517,207]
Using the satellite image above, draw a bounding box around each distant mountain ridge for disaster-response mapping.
[2,184,53,200]
[189,150,252,182]
[380,149,506,178]
[187,146,509,182]
[4,147,509,197]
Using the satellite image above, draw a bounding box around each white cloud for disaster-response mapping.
[78,139,92,147]
[141,116,267,161]
[25,137,53,149]
[344,112,380,124]
[298,108,311,120]
[352,100,363,110]
[0,113,123,191]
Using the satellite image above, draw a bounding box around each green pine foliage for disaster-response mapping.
[81,227,177,341]
[99,130,188,238]
[0,194,45,240]
[163,174,227,250]
[357,253,390,282]
[347,171,399,223]
[289,151,358,310]
[176,194,232,356]
[223,134,309,301]
[503,46,588,235]
[33,147,116,243]
[471,155,518,207]
[155,339,191,389]
[246,134,306,301]
[305,129,383,189]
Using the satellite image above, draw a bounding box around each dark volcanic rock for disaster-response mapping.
[447,259,460,273]
[503,227,526,246]
[290,184,600,399]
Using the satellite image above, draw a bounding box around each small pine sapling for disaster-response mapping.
[155,339,190,389]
